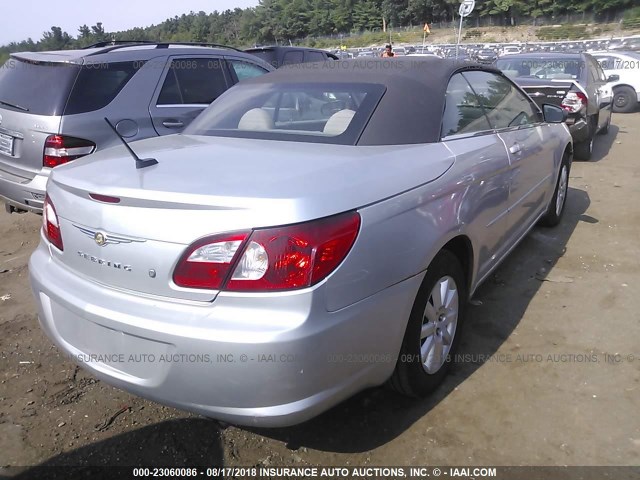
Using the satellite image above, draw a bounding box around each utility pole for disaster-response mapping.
[457,0,476,58]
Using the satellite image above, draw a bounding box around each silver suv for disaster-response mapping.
[0,41,273,213]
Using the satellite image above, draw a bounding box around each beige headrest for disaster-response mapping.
[238,108,275,131]
[323,109,356,135]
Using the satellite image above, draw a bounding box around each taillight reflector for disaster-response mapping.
[561,91,588,114]
[173,233,250,290]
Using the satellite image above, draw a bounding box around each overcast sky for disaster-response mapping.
[1,0,259,45]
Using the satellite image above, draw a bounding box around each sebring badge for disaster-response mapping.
[77,251,132,272]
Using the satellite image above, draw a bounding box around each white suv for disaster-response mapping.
[591,51,640,113]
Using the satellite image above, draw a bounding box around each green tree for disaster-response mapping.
[408,0,435,24]
[40,26,73,50]
[353,1,382,31]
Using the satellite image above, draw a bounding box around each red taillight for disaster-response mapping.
[43,195,63,251]
[43,135,96,168]
[226,212,361,291]
[173,212,361,292]
[561,91,588,114]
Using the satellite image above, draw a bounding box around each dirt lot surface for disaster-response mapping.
[1,112,639,476]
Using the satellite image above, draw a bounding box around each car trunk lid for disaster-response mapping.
[46,134,454,301]
[515,78,580,109]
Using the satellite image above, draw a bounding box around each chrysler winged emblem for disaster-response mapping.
[73,224,146,247]
[94,232,107,246]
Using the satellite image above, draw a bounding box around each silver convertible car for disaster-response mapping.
[30,58,572,427]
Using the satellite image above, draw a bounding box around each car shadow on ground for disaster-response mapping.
[11,419,224,480]
[242,187,592,453]
[589,122,619,163]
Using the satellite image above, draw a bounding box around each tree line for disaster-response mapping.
[0,0,635,62]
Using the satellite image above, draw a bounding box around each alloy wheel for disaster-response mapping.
[556,165,568,217]
[420,275,459,374]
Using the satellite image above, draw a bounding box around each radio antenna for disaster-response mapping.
[104,118,158,169]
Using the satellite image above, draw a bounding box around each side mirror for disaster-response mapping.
[607,74,620,83]
[542,104,568,123]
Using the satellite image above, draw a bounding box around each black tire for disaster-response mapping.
[389,250,467,397]
[598,110,611,135]
[613,86,637,114]
[574,119,594,161]
[539,153,571,227]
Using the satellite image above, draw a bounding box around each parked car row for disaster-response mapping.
[332,36,640,117]
[15,51,577,427]
[332,35,640,60]
[427,35,640,56]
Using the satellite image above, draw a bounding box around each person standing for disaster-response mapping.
[381,44,395,57]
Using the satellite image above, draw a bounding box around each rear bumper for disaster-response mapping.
[0,168,48,213]
[29,240,420,427]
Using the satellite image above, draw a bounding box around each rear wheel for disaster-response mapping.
[613,86,637,114]
[389,250,467,397]
[539,153,571,227]
[598,110,611,135]
[574,118,595,161]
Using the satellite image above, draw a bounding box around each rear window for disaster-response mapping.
[229,60,269,82]
[305,51,327,63]
[64,61,143,115]
[246,50,278,69]
[184,82,385,145]
[283,51,304,66]
[0,58,79,116]
[496,57,584,80]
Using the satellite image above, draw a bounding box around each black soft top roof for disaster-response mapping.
[244,57,502,145]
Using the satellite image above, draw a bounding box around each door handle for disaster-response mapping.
[162,120,184,129]
[509,143,522,155]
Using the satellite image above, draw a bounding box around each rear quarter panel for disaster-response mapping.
[0,109,61,180]
[324,134,512,312]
